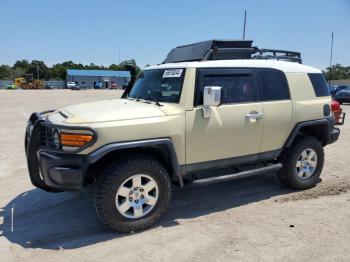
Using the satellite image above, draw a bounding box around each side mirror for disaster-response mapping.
[202,86,222,118]
[122,83,129,90]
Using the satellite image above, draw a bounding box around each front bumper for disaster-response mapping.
[38,151,85,190]
[25,111,91,192]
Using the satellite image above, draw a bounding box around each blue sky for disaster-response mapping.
[0,0,349,69]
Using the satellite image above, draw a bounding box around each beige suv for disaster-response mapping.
[25,40,341,232]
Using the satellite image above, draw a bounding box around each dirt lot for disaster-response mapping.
[0,90,349,262]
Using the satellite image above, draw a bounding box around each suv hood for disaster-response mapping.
[49,99,167,124]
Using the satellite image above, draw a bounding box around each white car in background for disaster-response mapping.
[66,82,78,89]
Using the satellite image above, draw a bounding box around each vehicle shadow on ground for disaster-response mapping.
[0,173,294,250]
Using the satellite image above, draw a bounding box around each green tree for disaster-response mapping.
[13,59,30,71]
[0,65,11,79]
[325,64,350,80]
[0,59,143,80]
[26,60,51,80]
[109,64,124,71]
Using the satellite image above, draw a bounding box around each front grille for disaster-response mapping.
[26,111,96,153]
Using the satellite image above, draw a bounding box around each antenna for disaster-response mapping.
[328,32,334,87]
[242,10,247,40]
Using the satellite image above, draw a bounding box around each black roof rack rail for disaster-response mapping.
[252,48,302,63]
[162,40,302,64]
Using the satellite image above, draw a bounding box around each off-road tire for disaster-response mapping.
[93,155,172,233]
[277,136,324,190]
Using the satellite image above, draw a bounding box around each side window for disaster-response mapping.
[196,71,256,105]
[258,69,290,101]
[308,73,330,97]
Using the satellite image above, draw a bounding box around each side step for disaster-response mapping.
[190,163,282,187]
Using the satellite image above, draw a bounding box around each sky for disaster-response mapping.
[0,0,349,69]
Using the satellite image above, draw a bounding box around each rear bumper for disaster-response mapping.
[330,127,340,144]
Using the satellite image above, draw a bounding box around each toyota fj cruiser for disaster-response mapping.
[25,40,342,233]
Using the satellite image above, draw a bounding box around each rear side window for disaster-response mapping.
[308,73,330,97]
[195,68,259,106]
[258,69,290,101]
[202,74,255,104]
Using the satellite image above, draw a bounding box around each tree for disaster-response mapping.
[325,64,350,80]
[109,64,124,71]
[26,60,51,80]
[13,59,30,71]
[0,59,143,80]
[51,63,67,80]
[0,65,10,79]
[9,68,26,80]
[0,65,25,80]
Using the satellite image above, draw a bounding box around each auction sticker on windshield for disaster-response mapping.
[163,69,183,78]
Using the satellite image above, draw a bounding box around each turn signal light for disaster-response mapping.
[60,133,93,147]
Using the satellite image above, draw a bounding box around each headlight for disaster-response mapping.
[47,127,95,151]
[52,129,61,148]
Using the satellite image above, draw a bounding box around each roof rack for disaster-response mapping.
[252,49,302,63]
[162,40,302,64]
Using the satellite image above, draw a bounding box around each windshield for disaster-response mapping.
[129,68,185,103]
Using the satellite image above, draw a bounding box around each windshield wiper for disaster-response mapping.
[128,95,141,101]
[145,97,163,106]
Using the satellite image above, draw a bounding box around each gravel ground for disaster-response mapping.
[0,90,349,262]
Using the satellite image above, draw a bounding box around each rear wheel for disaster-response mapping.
[93,156,172,233]
[277,136,324,190]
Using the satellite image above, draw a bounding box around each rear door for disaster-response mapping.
[257,69,293,153]
[185,68,264,167]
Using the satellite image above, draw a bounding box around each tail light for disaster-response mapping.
[331,100,346,125]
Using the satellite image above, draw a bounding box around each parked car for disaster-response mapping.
[25,40,342,233]
[94,82,103,89]
[334,87,350,104]
[330,85,349,97]
[44,84,54,89]
[6,83,16,89]
[67,82,78,89]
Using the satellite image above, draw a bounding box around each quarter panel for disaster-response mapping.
[286,73,331,127]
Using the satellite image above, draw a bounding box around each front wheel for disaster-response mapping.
[93,156,172,233]
[277,136,324,190]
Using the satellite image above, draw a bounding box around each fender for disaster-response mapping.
[284,117,335,148]
[86,138,183,185]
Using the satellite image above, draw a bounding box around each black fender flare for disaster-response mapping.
[284,117,335,148]
[86,138,183,186]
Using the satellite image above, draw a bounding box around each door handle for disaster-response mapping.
[245,111,264,121]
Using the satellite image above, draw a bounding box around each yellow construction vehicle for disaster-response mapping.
[15,74,44,89]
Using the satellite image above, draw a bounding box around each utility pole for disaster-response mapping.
[118,46,121,65]
[242,10,247,40]
[36,65,40,80]
[328,32,334,87]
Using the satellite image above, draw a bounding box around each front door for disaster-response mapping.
[185,68,264,170]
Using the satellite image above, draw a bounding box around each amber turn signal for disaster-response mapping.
[60,133,93,147]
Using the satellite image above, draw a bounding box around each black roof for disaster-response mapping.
[163,40,302,64]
